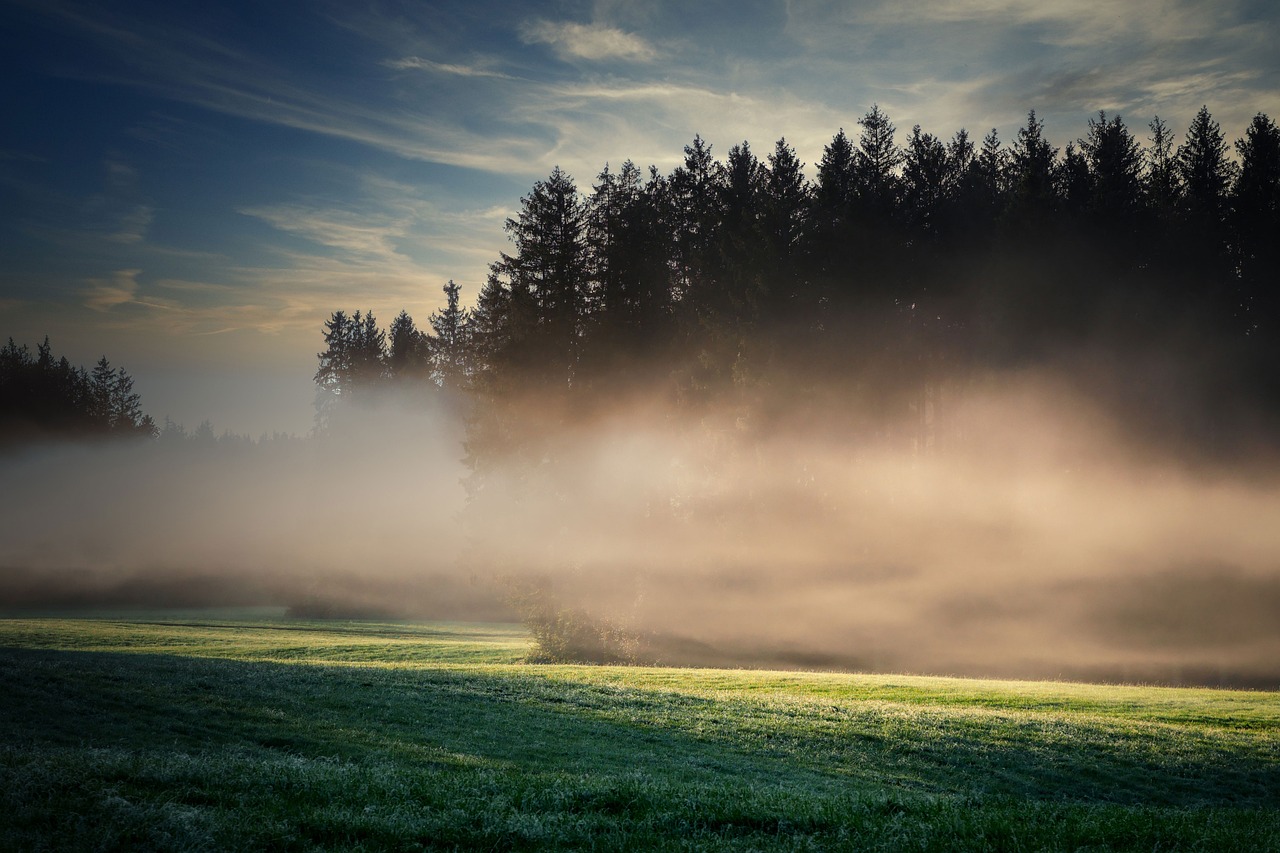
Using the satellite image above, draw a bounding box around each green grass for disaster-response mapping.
[1,616,1277,850]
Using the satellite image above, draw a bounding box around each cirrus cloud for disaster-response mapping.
[519,19,658,63]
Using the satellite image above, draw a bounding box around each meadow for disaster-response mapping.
[0,613,1277,851]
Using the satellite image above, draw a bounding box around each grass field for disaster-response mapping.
[1,614,1277,851]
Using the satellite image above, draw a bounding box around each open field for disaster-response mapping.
[1,615,1277,851]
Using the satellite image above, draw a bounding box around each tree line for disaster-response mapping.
[317,105,1280,463]
[0,336,156,446]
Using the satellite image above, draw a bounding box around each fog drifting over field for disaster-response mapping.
[2,368,1279,687]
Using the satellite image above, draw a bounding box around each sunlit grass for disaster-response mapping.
[1,615,1277,850]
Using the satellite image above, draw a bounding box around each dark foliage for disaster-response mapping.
[0,336,156,447]
[320,105,1280,468]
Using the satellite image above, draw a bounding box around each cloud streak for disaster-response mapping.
[520,19,659,63]
[82,268,142,312]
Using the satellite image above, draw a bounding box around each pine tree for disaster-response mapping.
[585,160,672,363]
[1079,111,1144,227]
[762,137,811,314]
[1145,116,1181,225]
[1233,112,1280,337]
[466,272,513,389]
[854,105,903,219]
[387,310,430,381]
[668,135,724,309]
[1008,110,1059,225]
[313,309,387,428]
[901,125,949,238]
[715,140,767,323]
[490,167,590,387]
[429,280,471,390]
[1178,106,1236,227]
[1176,106,1238,315]
[814,128,857,229]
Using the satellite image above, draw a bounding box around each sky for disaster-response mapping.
[2,0,1278,436]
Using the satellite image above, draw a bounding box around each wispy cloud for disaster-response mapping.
[83,268,142,312]
[383,56,511,78]
[107,204,153,244]
[519,19,658,63]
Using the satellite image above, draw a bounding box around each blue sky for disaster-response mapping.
[2,0,1277,434]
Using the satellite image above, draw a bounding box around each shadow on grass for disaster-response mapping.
[1,647,1279,851]
[2,647,1277,808]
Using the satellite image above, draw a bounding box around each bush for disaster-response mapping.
[506,581,643,664]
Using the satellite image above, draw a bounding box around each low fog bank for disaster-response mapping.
[2,368,1278,688]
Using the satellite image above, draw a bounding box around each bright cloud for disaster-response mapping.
[519,19,658,62]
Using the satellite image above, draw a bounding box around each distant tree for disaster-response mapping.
[814,128,858,229]
[974,128,1009,214]
[901,125,949,239]
[668,135,725,312]
[108,362,153,435]
[314,309,352,426]
[1145,116,1182,227]
[1233,112,1280,337]
[466,272,515,388]
[1176,106,1238,315]
[1057,142,1091,220]
[853,105,903,220]
[761,137,811,314]
[429,280,471,390]
[584,161,673,371]
[946,128,1006,240]
[89,356,116,428]
[1007,110,1059,226]
[387,310,431,382]
[1079,111,1144,230]
[1178,106,1236,228]
[313,309,387,428]
[1,339,154,443]
[714,140,768,324]
[86,356,151,435]
[192,418,216,445]
[158,416,187,446]
[350,310,387,386]
[489,167,590,388]
[810,128,860,309]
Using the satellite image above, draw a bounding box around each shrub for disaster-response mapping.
[506,581,642,664]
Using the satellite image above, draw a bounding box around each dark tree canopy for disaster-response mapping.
[1,337,156,446]
[311,104,1280,468]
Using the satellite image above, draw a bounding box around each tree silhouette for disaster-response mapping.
[490,167,590,389]
[429,281,471,390]
[311,105,1280,470]
[1,338,154,444]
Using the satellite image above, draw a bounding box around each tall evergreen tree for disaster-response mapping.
[901,125,949,239]
[761,137,811,314]
[314,309,386,428]
[1007,110,1059,226]
[1176,106,1238,315]
[1079,111,1144,229]
[387,310,430,381]
[714,140,768,324]
[814,128,857,229]
[668,135,724,311]
[490,167,590,387]
[1233,112,1280,337]
[429,280,471,390]
[586,160,672,354]
[1178,106,1236,227]
[853,105,903,219]
[1145,116,1182,226]
[466,272,514,388]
